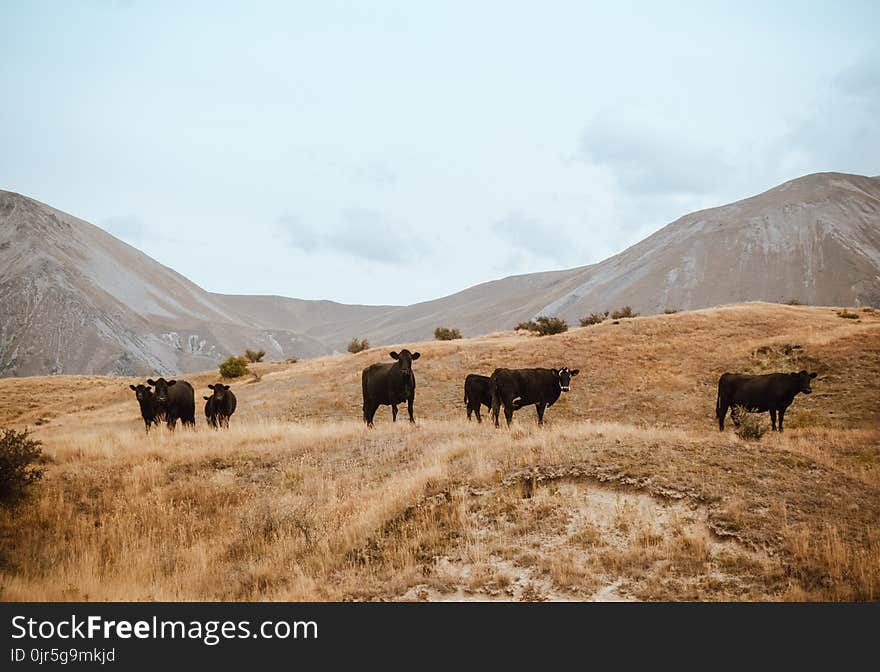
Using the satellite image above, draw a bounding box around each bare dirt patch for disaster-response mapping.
[397,479,781,601]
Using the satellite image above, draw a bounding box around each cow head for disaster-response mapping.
[129,383,154,404]
[390,350,420,390]
[553,367,580,392]
[147,378,176,405]
[207,383,230,402]
[792,370,818,394]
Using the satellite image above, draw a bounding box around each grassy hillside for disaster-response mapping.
[1,302,878,601]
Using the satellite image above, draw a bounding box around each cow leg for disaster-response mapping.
[770,409,777,432]
[392,404,399,422]
[474,405,482,423]
[778,408,786,433]
[167,416,177,431]
[536,402,547,426]
[503,399,514,428]
[407,397,415,423]
[466,403,473,421]
[366,402,379,428]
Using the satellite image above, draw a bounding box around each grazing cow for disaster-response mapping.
[203,383,237,429]
[361,349,420,428]
[716,370,818,432]
[491,367,580,427]
[147,377,196,429]
[129,383,160,432]
[464,374,493,423]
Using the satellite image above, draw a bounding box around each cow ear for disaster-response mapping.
[208,384,215,390]
[810,372,817,378]
[411,352,420,360]
[167,380,177,386]
[203,396,210,400]
[570,369,580,376]
[130,384,137,391]
[223,384,230,390]
[147,379,156,385]
[799,369,807,375]
[389,351,399,360]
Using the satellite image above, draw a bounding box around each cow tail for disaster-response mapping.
[715,379,722,420]
[490,378,500,419]
[464,380,469,406]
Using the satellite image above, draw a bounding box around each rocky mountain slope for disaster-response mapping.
[2,172,878,377]
[0,192,376,376]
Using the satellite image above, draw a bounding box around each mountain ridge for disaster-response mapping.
[2,171,878,377]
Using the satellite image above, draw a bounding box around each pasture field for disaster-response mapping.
[1,302,878,601]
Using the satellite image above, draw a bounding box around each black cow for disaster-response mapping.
[147,377,195,429]
[361,349,420,428]
[203,383,237,429]
[464,374,493,423]
[716,370,818,432]
[129,383,160,432]
[491,367,580,427]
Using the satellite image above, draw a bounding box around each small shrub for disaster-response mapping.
[837,308,859,320]
[434,327,462,341]
[579,312,608,327]
[610,306,639,320]
[733,408,767,441]
[664,308,680,314]
[219,355,250,378]
[0,428,43,508]
[286,357,298,364]
[785,299,802,306]
[516,316,568,336]
[347,337,369,354]
[244,348,266,363]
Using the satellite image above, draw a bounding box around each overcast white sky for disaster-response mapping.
[2,1,878,305]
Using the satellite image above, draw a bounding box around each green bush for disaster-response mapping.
[0,428,43,508]
[516,316,568,336]
[579,312,608,327]
[219,355,250,378]
[434,327,462,341]
[244,348,266,363]
[347,337,369,354]
[610,306,639,319]
[836,308,859,320]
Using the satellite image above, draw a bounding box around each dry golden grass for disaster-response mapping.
[0,302,878,601]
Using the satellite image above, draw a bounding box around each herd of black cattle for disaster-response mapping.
[129,378,236,431]
[129,348,820,434]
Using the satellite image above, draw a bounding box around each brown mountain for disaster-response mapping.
[2,172,878,377]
